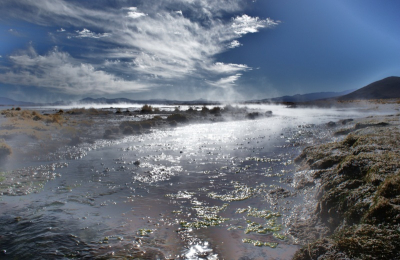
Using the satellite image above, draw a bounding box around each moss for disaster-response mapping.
[363,196,400,224]
[377,173,400,198]
[342,134,358,147]
[334,225,400,259]
[294,119,400,259]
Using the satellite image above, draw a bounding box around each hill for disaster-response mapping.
[337,76,400,100]
[0,97,37,106]
[259,89,355,103]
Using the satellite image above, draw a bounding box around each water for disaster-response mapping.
[0,105,391,259]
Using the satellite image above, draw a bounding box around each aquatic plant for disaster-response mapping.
[242,238,278,248]
[208,182,254,201]
[138,228,154,236]
[180,215,229,229]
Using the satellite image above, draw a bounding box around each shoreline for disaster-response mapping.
[291,113,400,259]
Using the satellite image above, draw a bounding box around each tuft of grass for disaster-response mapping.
[201,106,209,114]
[0,140,12,159]
[140,104,153,114]
[210,106,221,115]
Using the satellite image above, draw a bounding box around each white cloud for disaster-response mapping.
[207,62,250,74]
[0,0,279,95]
[0,48,148,95]
[57,28,65,32]
[228,40,241,48]
[208,74,242,89]
[232,14,279,35]
[75,28,110,38]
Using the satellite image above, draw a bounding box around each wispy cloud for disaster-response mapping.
[126,7,147,19]
[0,46,148,95]
[8,28,24,37]
[75,28,111,38]
[228,40,242,48]
[207,62,250,74]
[208,74,242,89]
[232,15,278,35]
[0,0,278,97]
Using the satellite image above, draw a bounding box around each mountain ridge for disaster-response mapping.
[1,76,399,106]
[336,76,400,100]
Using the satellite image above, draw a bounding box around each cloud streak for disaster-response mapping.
[0,0,279,97]
[0,47,148,95]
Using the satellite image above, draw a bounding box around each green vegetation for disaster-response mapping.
[208,181,255,201]
[138,228,154,236]
[0,171,8,182]
[180,215,229,229]
[242,238,278,248]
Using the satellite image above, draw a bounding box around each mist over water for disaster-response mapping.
[0,104,394,259]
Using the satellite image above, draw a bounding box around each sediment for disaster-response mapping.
[292,114,400,260]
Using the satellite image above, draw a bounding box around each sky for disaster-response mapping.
[0,0,399,102]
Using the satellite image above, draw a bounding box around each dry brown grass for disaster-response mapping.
[0,109,66,140]
[0,139,12,158]
[66,107,110,116]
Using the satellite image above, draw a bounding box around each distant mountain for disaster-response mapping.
[337,76,400,100]
[259,89,356,103]
[79,97,220,105]
[0,97,38,106]
[79,97,136,104]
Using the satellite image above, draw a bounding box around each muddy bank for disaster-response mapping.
[291,114,400,259]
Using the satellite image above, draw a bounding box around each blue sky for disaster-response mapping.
[0,0,399,102]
